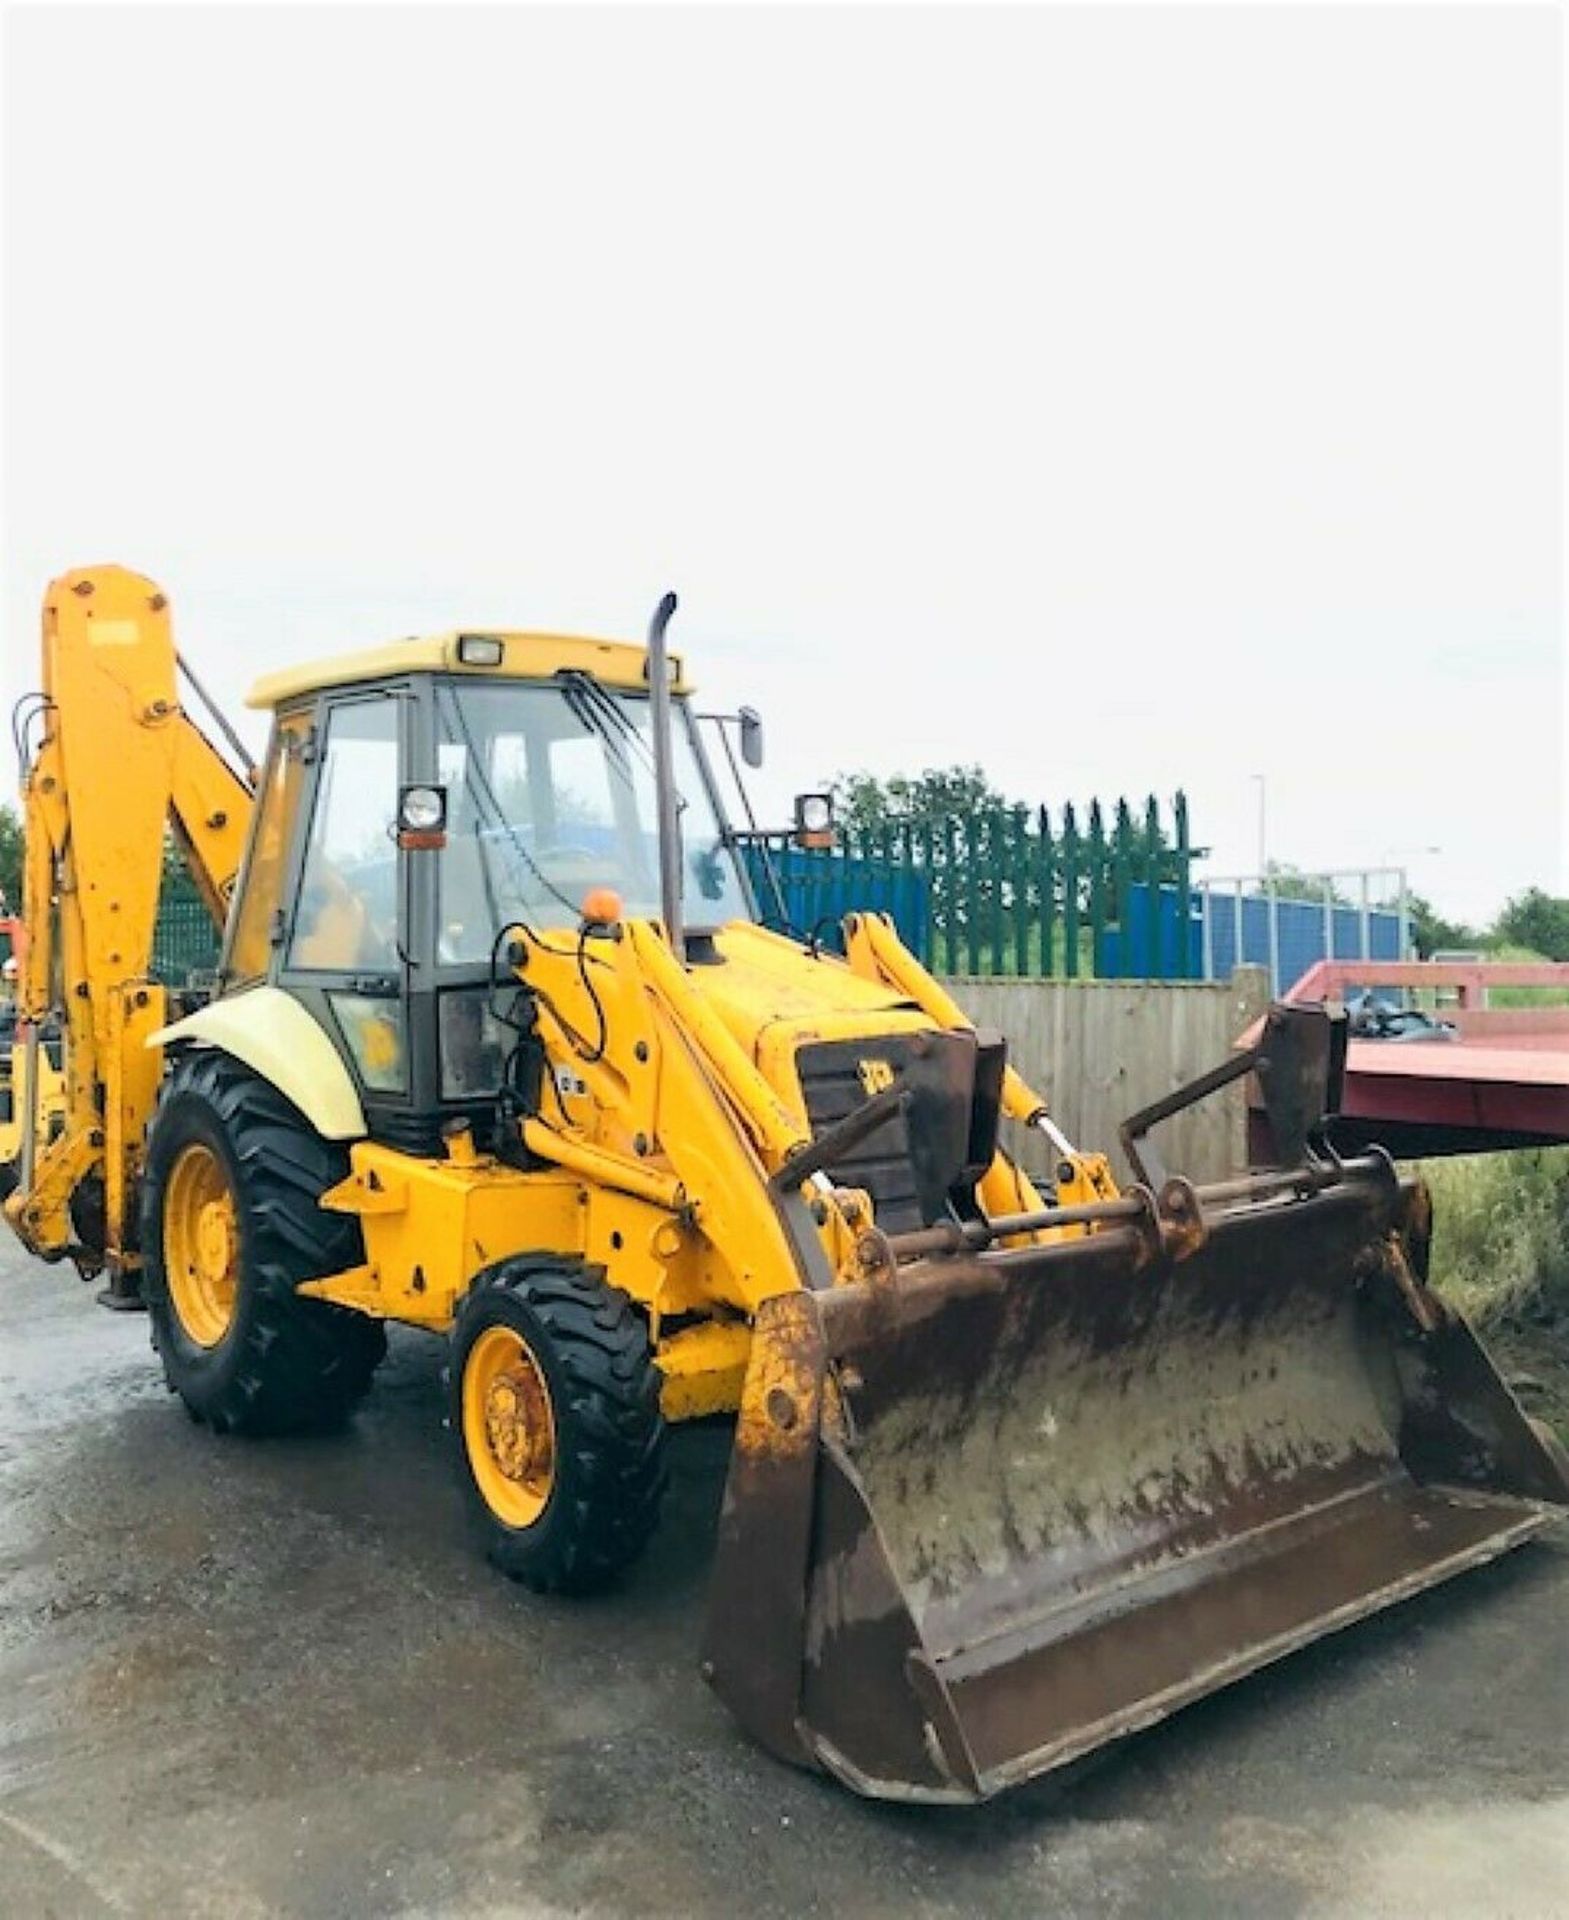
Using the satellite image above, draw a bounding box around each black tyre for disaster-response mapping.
[141,1050,386,1434]
[450,1258,666,1594]
[1527,1416,1569,1489]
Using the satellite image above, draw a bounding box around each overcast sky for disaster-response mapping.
[3,4,1562,924]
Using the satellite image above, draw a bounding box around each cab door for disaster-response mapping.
[274,690,417,1142]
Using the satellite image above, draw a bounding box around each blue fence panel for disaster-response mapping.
[1094,885,1204,980]
[740,845,929,955]
[1203,890,1404,992]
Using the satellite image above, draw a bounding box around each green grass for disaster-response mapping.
[1475,942,1569,1009]
[1422,1147,1569,1429]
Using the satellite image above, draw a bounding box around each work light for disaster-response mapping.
[455,634,505,667]
[796,794,833,835]
[399,785,446,833]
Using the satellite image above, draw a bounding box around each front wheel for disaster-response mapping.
[450,1259,666,1594]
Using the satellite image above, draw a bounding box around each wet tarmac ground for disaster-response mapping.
[1,1242,1565,1918]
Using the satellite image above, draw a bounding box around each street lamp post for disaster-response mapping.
[1251,774,1267,880]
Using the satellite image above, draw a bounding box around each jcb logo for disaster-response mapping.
[857,1057,895,1097]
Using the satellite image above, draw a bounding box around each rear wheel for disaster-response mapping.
[141,1051,386,1434]
[450,1259,666,1593]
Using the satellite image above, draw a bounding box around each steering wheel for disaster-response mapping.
[514,843,623,922]
[533,843,604,868]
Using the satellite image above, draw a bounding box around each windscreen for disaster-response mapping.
[434,677,749,960]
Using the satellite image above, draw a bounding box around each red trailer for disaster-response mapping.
[1247,960,1569,1160]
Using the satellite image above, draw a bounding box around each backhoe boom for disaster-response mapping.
[3,566,252,1288]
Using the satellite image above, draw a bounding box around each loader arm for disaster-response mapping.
[4,566,253,1288]
[500,915,843,1309]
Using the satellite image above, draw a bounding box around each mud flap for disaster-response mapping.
[702,1164,1569,1802]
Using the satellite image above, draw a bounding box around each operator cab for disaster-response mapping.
[225,632,752,1150]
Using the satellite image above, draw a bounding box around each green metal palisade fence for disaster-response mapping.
[151,878,221,986]
[740,791,1196,979]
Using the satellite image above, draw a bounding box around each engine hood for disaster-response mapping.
[702,922,938,1121]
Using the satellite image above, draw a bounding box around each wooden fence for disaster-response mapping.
[946,968,1271,1186]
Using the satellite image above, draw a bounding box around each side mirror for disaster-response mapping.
[793,791,836,851]
[739,706,765,769]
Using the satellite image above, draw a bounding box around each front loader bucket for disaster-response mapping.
[703,1160,1569,1802]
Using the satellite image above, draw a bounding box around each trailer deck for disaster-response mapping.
[1248,961,1569,1158]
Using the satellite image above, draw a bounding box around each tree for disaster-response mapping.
[829,765,1008,839]
[825,768,1013,943]
[1493,888,1569,963]
[829,766,1174,859]
[1406,892,1480,959]
[0,803,21,911]
[1256,862,1349,906]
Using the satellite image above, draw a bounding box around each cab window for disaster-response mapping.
[433,678,744,963]
[226,712,310,984]
[289,699,402,973]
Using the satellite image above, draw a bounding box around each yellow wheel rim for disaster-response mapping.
[462,1324,557,1529]
[163,1141,241,1348]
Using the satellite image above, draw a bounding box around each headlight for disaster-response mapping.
[398,784,447,833]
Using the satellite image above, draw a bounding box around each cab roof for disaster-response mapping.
[245,631,688,710]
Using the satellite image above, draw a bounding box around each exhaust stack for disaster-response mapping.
[646,591,683,956]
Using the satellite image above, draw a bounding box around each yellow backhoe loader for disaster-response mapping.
[1,911,66,1172]
[4,564,1564,1802]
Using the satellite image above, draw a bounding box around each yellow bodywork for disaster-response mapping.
[247,631,688,709]
[462,1322,558,1526]
[161,1139,242,1346]
[0,918,68,1168]
[0,1037,67,1167]
[151,988,368,1140]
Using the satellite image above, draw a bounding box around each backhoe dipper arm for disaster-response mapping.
[4,567,253,1287]
[168,711,253,925]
